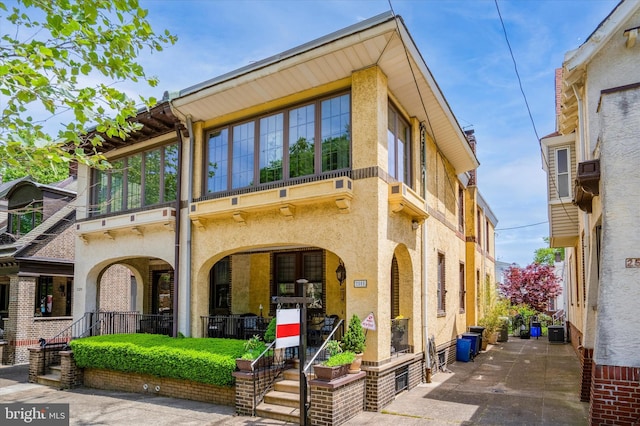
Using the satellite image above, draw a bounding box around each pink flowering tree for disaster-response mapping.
[499,263,562,312]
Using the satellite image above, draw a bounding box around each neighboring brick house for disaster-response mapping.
[0,176,76,364]
[541,0,640,423]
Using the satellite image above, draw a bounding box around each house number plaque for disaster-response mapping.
[354,280,367,288]
[625,258,640,268]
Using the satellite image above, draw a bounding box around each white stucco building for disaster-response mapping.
[541,1,640,423]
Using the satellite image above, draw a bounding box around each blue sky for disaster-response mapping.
[121,0,618,266]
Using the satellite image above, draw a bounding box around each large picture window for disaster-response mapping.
[206,93,350,194]
[35,276,72,317]
[388,104,411,187]
[92,143,178,216]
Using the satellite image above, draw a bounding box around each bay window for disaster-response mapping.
[388,104,411,187]
[92,143,178,216]
[206,93,350,194]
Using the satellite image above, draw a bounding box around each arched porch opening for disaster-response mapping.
[194,245,346,342]
[390,244,415,356]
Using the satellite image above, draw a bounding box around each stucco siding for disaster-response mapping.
[594,87,640,367]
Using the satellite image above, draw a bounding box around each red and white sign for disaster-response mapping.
[361,312,376,331]
[276,308,300,349]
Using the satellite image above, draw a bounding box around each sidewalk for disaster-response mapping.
[0,337,588,425]
[347,337,589,425]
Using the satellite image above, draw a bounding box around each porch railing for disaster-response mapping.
[200,315,269,340]
[249,341,296,416]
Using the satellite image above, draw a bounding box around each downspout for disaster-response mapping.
[420,122,431,381]
[422,219,430,381]
[572,82,592,347]
[185,115,194,336]
[172,125,184,337]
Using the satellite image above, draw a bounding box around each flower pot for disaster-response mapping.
[349,353,363,373]
[487,332,499,345]
[313,364,350,381]
[236,358,254,372]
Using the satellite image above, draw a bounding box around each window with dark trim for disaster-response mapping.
[273,250,324,313]
[152,271,173,315]
[458,187,464,233]
[206,93,350,194]
[391,256,400,318]
[437,252,446,314]
[459,262,465,313]
[35,276,72,317]
[477,209,482,249]
[9,201,43,236]
[92,143,178,216]
[387,104,412,187]
[210,257,231,315]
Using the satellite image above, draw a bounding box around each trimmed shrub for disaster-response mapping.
[69,334,245,387]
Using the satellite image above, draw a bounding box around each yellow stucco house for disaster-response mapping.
[72,12,497,412]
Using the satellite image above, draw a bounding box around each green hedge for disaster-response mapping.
[69,334,245,387]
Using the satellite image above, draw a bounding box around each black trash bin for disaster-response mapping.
[498,317,509,342]
[468,326,485,351]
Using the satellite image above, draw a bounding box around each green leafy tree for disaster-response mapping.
[534,237,565,265]
[0,0,177,180]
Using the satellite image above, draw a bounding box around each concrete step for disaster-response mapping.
[256,401,300,423]
[50,365,62,372]
[264,390,300,408]
[274,379,300,394]
[36,372,61,387]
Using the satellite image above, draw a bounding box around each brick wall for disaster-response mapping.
[363,354,423,412]
[580,347,593,402]
[99,264,133,311]
[309,372,366,425]
[590,363,640,425]
[233,370,274,416]
[33,223,75,260]
[60,351,83,389]
[84,368,235,406]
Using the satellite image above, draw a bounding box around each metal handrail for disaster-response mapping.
[304,319,344,373]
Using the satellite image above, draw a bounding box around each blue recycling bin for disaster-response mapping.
[456,338,472,362]
[461,332,481,357]
[531,322,541,338]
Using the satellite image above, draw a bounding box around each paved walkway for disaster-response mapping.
[0,337,588,425]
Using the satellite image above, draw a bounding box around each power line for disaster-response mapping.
[494,0,578,228]
[496,221,548,231]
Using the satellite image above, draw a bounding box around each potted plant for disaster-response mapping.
[263,317,276,343]
[236,335,266,372]
[313,351,355,381]
[342,314,366,373]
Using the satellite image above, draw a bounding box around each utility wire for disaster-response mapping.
[496,221,548,231]
[494,0,578,228]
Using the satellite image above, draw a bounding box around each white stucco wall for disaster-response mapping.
[595,86,640,367]
[583,9,640,157]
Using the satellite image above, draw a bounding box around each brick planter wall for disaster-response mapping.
[363,353,423,412]
[28,347,45,383]
[83,368,235,406]
[59,351,83,389]
[309,371,366,426]
[233,370,273,416]
[589,364,640,425]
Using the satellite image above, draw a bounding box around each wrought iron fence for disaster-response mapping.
[200,315,269,340]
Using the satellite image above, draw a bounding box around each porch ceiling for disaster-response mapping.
[171,12,478,175]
